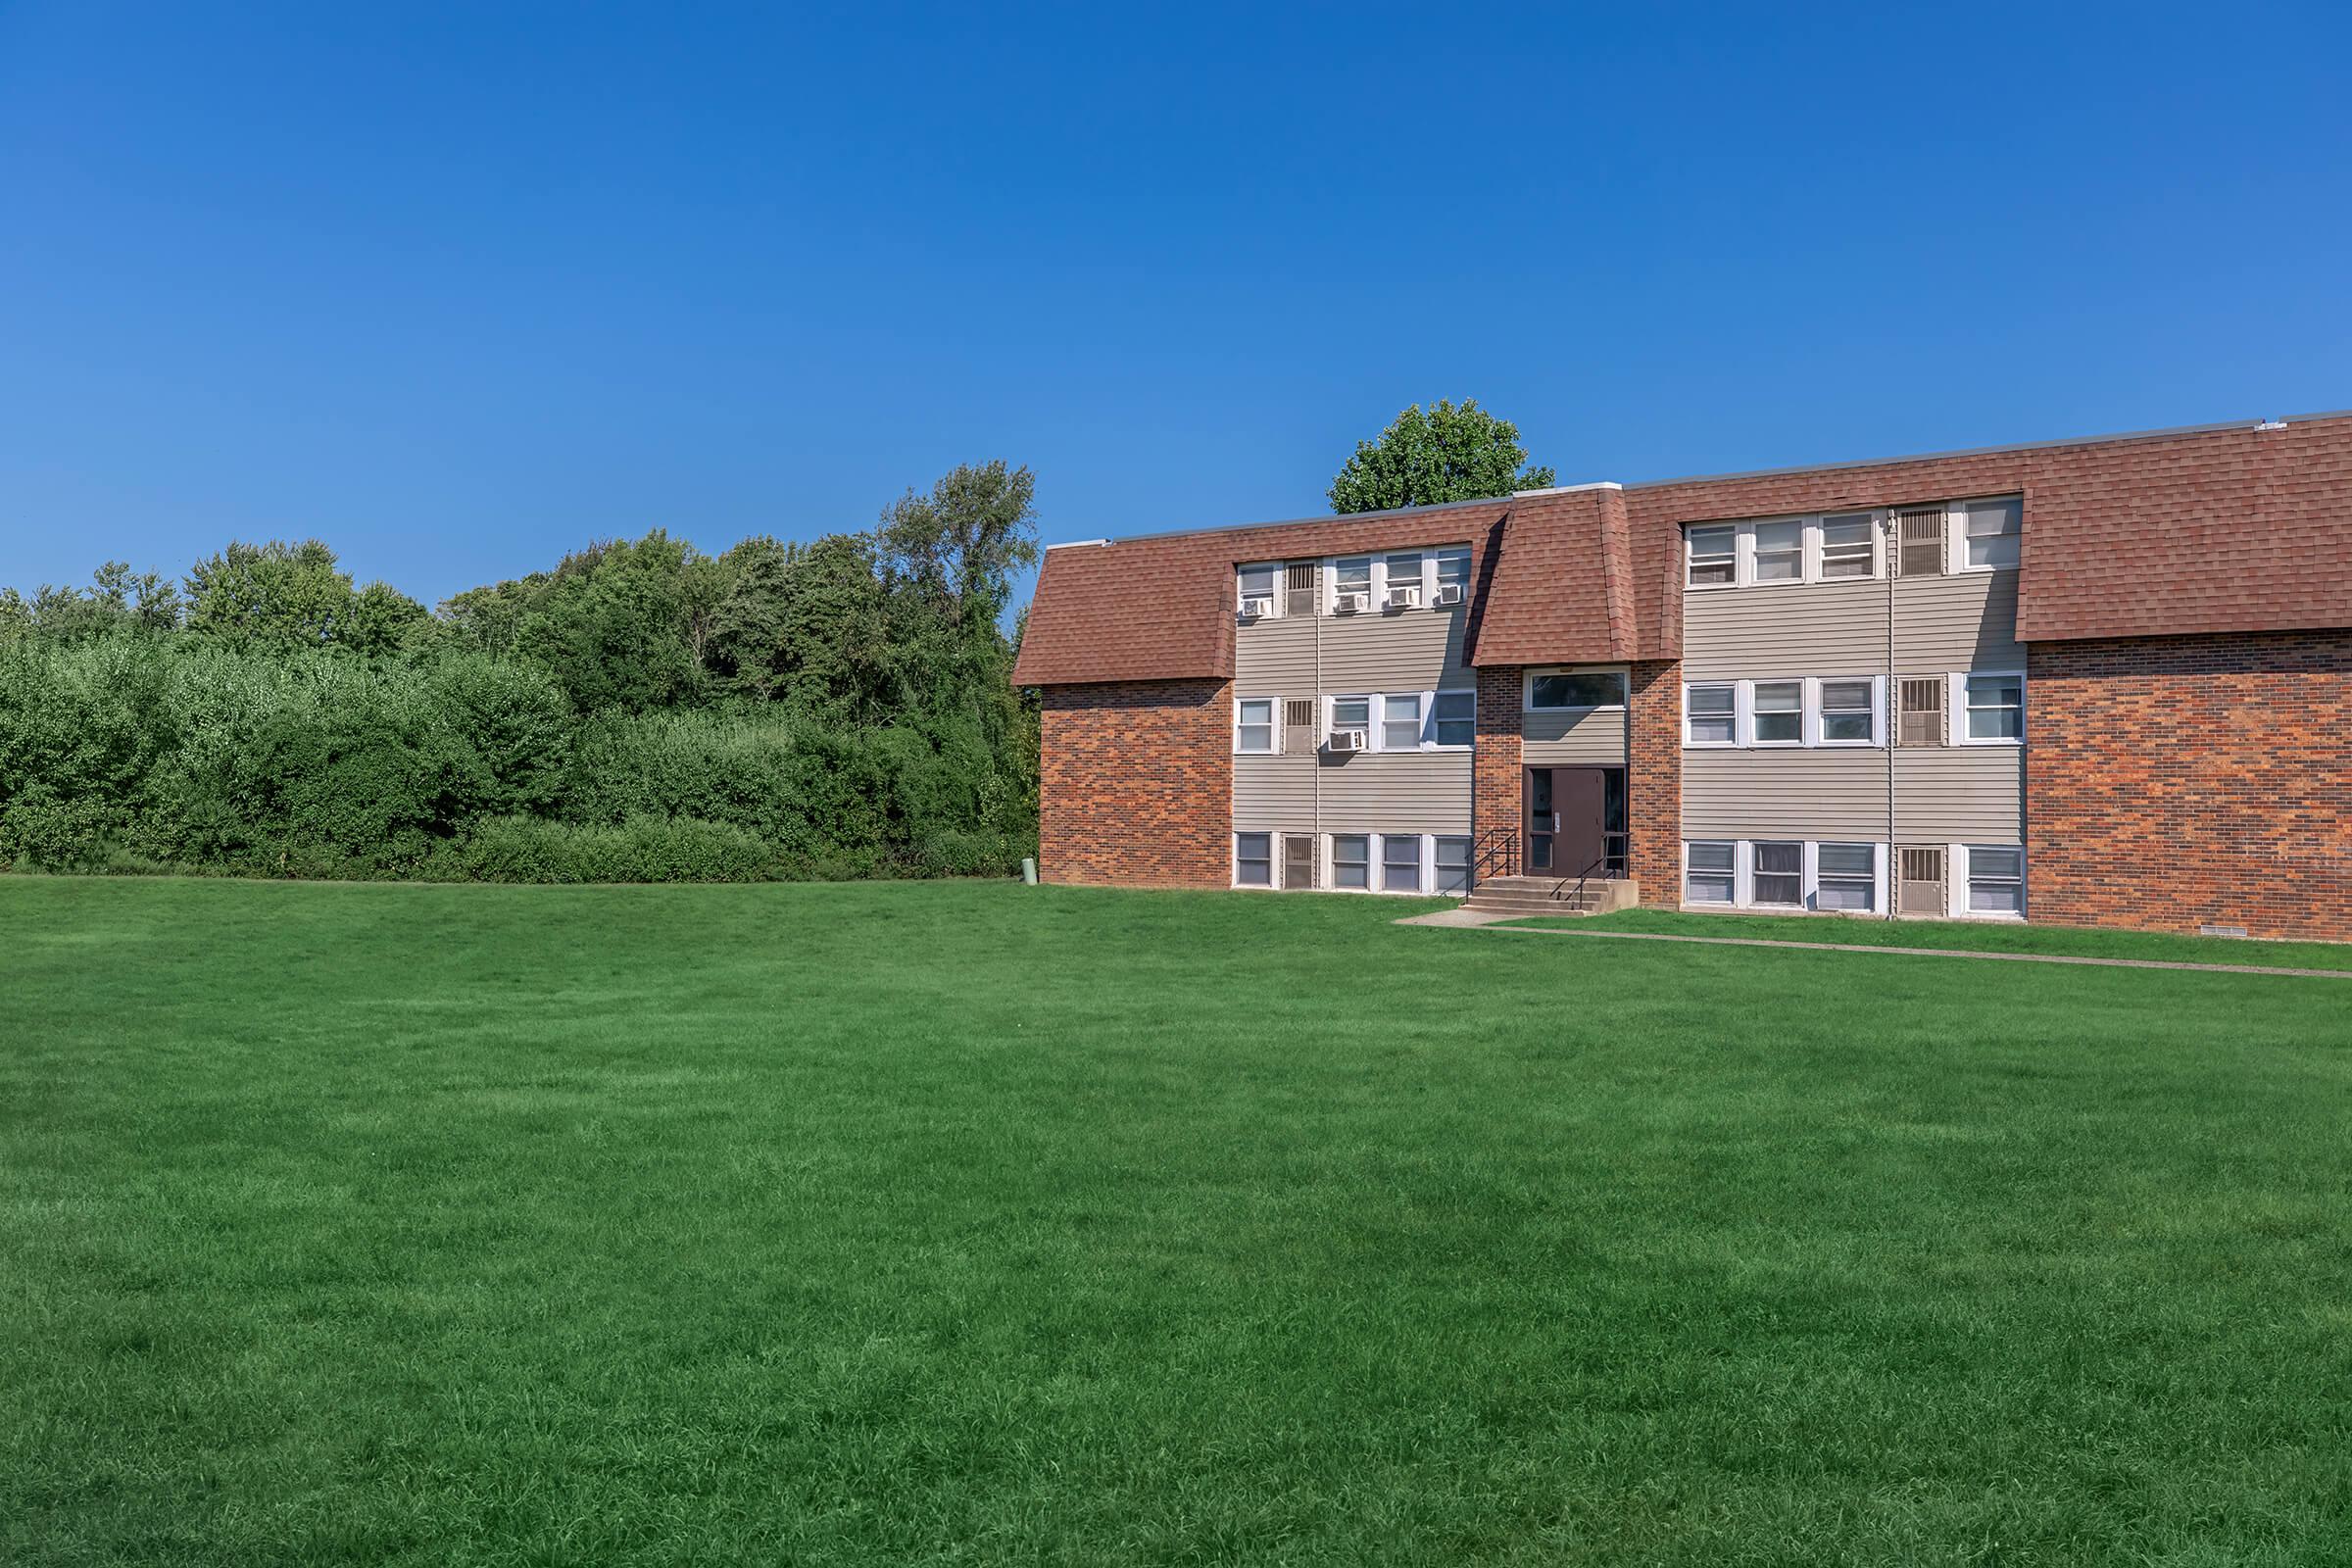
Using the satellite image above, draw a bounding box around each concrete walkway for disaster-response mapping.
[1394,909,2352,980]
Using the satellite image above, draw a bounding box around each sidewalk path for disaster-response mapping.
[1394,910,2352,980]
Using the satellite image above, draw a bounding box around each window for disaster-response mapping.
[1237,564,1278,617]
[1751,681,1803,744]
[1529,670,1626,710]
[1966,845,2024,914]
[1330,695,1370,745]
[1686,842,1736,904]
[1434,836,1471,894]
[1381,834,1422,892]
[1752,519,1803,582]
[1430,690,1474,748]
[1818,679,1877,744]
[1751,842,1802,906]
[1383,552,1424,601]
[1815,844,1876,911]
[1332,835,1369,890]
[1962,498,2021,570]
[1236,698,1275,754]
[1235,833,1271,887]
[1381,694,1421,751]
[1685,683,1736,745]
[1687,525,1737,586]
[1819,513,1876,578]
[1897,677,1945,748]
[1963,673,2022,742]
[1333,557,1371,609]
[1435,547,1471,598]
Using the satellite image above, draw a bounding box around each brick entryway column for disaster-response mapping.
[1472,665,1524,879]
[1625,659,1681,906]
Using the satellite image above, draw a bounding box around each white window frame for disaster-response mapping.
[1234,696,1278,756]
[1747,679,1806,749]
[1235,563,1281,620]
[1426,688,1475,751]
[1327,832,1372,892]
[1957,497,2023,574]
[1327,556,1373,613]
[1432,546,1472,605]
[1325,693,1373,752]
[1378,831,1425,894]
[1433,834,1472,896]
[1523,665,1629,713]
[1683,840,1738,905]
[1953,670,2025,747]
[1681,677,1885,750]
[1683,682,1739,747]
[1959,843,2027,920]
[1685,524,1739,590]
[1811,842,1881,913]
[1680,839,1890,913]
[1810,676,1885,749]
[1684,514,1888,590]
[1231,831,1274,889]
[1379,550,1428,611]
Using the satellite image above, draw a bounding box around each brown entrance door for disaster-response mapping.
[1527,766,1608,877]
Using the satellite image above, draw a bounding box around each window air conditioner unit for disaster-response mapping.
[1385,585,1421,610]
[1334,592,1369,614]
[1326,728,1366,754]
[1237,595,1273,619]
[1432,582,1463,606]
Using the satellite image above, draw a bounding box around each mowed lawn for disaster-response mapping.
[6,880,2352,1566]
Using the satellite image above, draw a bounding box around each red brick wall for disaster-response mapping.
[2028,631,2352,942]
[1038,678,1232,887]
[1627,660,1683,905]
[1472,666,1524,876]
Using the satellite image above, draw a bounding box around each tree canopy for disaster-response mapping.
[1327,400,1555,514]
[0,463,1042,884]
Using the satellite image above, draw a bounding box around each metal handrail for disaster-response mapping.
[1551,830,1629,907]
[1470,825,1519,883]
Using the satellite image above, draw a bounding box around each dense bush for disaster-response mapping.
[0,461,1042,883]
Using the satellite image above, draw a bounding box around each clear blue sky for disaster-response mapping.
[5,2,2347,614]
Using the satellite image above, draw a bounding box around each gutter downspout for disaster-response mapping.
[1886,512,1898,920]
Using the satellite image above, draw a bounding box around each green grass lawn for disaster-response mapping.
[1496,906,2352,971]
[6,877,2352,1566]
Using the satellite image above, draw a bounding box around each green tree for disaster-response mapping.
[184,539,424,653]
[1327,400,1555,514]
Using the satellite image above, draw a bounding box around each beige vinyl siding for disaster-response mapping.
[1232,616,1321,692]
[1683,581,1884,678]
[1314,753,1471,833]
[1233,756,1320,832]
[1524,706,1628,764]
[1681,749,2021,841]
[1682,572,2020,678]
[1892,571,2022,669]
[1233,607,1468,694]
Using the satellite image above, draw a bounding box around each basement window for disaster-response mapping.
[1815,844,1877,911]
[1966,846,2025,916]
[1332,835,1370,890]
[1685,842,1736,905]
[1751,842,1803,906]
[1381,833,1423,893]
[1235,833,1272,887]
[1434,836,1471,895]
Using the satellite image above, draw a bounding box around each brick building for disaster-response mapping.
[1012,414,2352,942]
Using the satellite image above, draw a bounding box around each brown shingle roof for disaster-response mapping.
[1013,413,2352,685]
